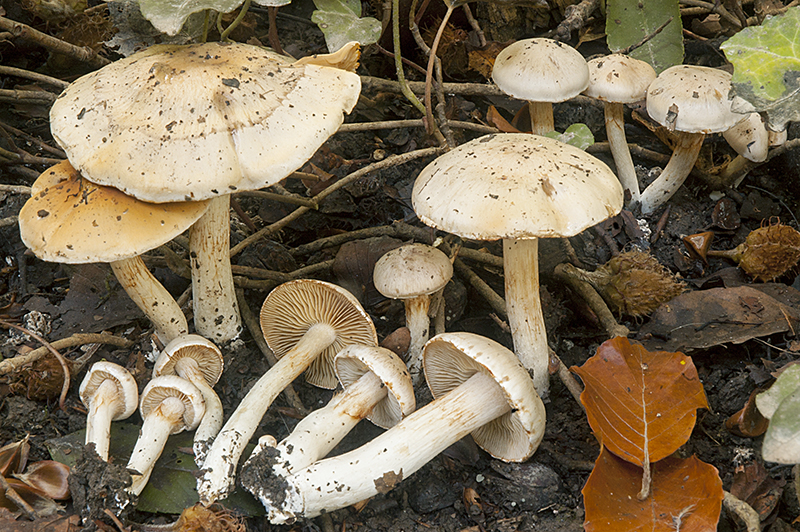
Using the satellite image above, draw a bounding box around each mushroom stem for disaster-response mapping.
[109,256,188,343]
[246,371,386,479]
[256,370,509,523]
[638,132,704,215]
[190,195,242,343]
[404,296,431,384]
[84,379,122,461]
[503,238,549,396]
[604,102,640,203]
[174,357,224,465]
[127,396,188,496]
[198,322,338,505]
[528,101,555,135]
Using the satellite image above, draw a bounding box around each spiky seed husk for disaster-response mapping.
[734,223,800,282]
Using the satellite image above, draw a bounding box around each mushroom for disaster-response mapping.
[412,133,623,396]
[240,344,414,503]
[254,332,545,523]
[198,279,378,505]
[153,334,224,466]
[718,112,769,186]
[583,54,656,203]
[126,375,205,496]
[373,243,453,384]
[639,65,742,215]
[18,161,208,343]
[491,38,589,135]
[49,42,362,342]
[79,361,138,461]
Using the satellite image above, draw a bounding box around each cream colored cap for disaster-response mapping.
[722,113,769,162]
[373,243,453,299]
[140,375,206,432]
[154,334,224,386]
[79,361,139,420]
[584,54,656,104]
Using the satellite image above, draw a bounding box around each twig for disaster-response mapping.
[587,141,671,167]
[678,0,742,27]
[0,88,57,104]
[0,333,133,376]
[0,120,66,158]
[236,189,318,209]
[0,475,38,520]
[461,4,486,47]
[723,491,760,532]
[391,0,428,120]
[103,508,132,532]
[553,263,630,339]
[453,258,507,317]
[551,348,584,408]
[339,119,497,134]
[0,216,18,228]
[0,16,110,68]
[617,16,675,55]
[0,145,63,166]
[0,66,68,90]
[552,0,600,41]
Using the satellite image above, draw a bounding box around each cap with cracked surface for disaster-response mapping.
[423,332,545,462]
[335,344,415,429]
[50,42,361,203]
[79,361,138,420]
[373,243,453,299]
[411,133,623,241]
[18,161,209,264]
[646,65,741,134]
[492,38,589,103]
[260,279,378,389]
[584,54,656,104]
[153,334,224,386]
[140,375,206,432]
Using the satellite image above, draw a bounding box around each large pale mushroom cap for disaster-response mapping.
[18,161,209,264]
[373,243,453,299]
[646,65,741,134]
[140,375,205,433]
[153,334,224,386]
[584,54,656,104]
[411,133,623,240]
[335,344,415,429]
[50,42,362,203]
[492,38,589,103]
[79,361,138,420]
[423,332,545,462]
[260,279,378,389]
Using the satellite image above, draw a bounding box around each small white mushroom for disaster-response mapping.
[153,334,224,466]
[79,362,138,461]
[126,375,205,496]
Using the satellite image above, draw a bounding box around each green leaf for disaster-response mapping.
[46,423,263,515]
[720,6,800,130]
[756,364,800,419]
[311,0,381,52]
[761,388,800,464]
[605,0,683,74]
[136,0,245,36]
[543,123,595,150]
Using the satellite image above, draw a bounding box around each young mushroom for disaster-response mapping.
[153,334,224,466]
[492,38,589,135]
[583,54,656,203]
[639,65,742,214]
[718,112,769,186]
[79,361,138,461]
[18,161,208,343]
[198,279,378,505]
[49,42,362,343]
[240,344,415,503]
[373,243,453,384]
[126,375,205,496]
[412,133,623,396]
[254,332,545,523]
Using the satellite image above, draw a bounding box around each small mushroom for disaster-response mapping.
[153,335,224,466]
[256,332,545,523]
[198,279,377,505]
[126,375,205,496]
[373,243,453,384]
[79,361,138,461]
[240,344,414,504]
[492,38,589,135]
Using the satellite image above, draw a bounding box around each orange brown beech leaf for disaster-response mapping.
[583,446,723,532]
[571,337,708,466]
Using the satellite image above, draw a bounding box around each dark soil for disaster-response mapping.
[2,0,800,531]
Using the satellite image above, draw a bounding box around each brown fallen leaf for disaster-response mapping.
[725,389,769,437]
[486,105,522,133]
[729,460,784,522]
[0,511,80,532]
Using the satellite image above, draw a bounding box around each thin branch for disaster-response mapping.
[0,16,110,68]
[617,16,675,55]
[0,66,69,90]
[0,88,57,104]
[0,333,134,376]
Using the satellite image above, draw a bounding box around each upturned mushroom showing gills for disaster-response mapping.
[126,375,205,496]
[255,332,545,523]
[412,134,623,396]
[18,161,209,343]
[240,344,415,504]
[79,362,138,461]
[198,279,377,505]
[153,335,224,466]
[49,41,362,343]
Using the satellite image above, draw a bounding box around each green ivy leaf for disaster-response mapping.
[136,0,245,36]
[311,0,381,52]
[605,0,683,74]
[720,6,800,130]
[761,388,800,464]
[756,364,800,419]
[543,123,595,150]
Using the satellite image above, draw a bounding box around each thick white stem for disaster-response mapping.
[198,323,337,505]
[263,371,509,523]
[190,195,242,343]
[638,132,705,215]
[605,102,640,203]
[503,238,548,396]
[126,397,186,496]
[84,379,122,461]
[110,256,187,344]
[174,357,223,466]
[528,101,554,136]
[404,296,430,385]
